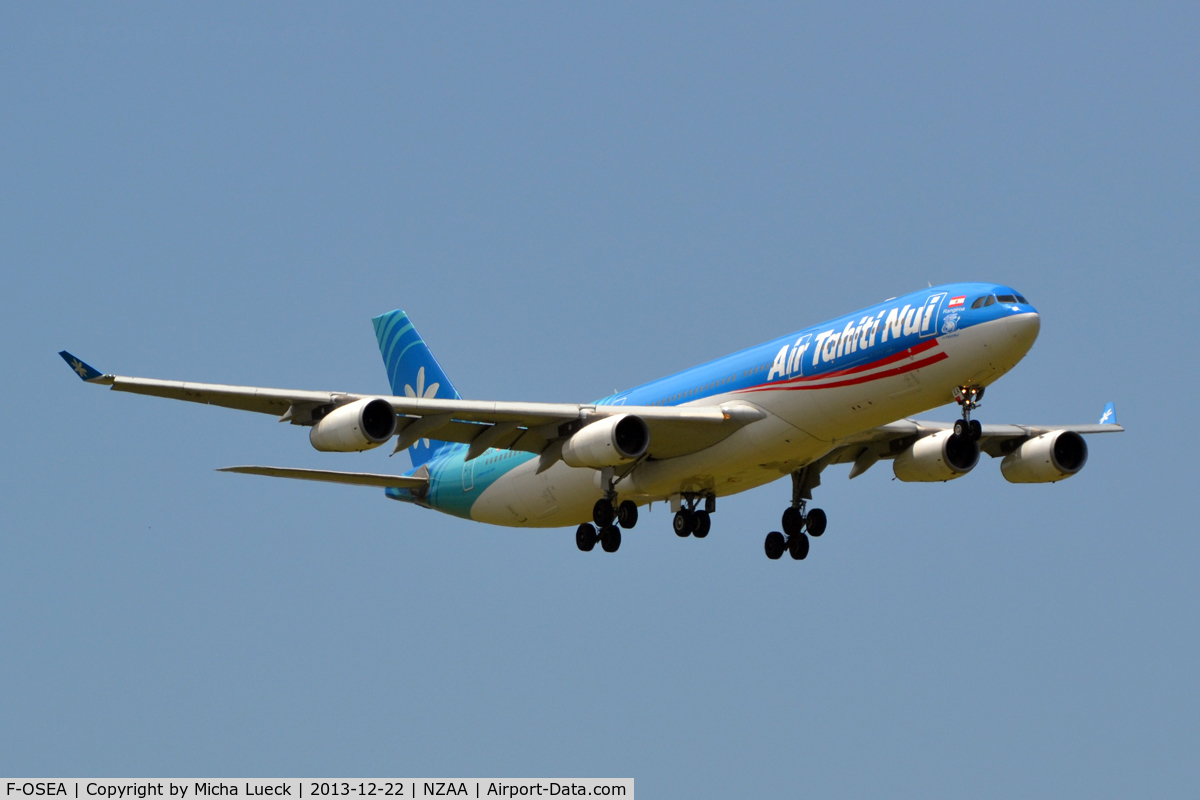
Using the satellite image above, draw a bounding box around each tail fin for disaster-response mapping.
[1099,402,1117,425]
[372,310,462,467]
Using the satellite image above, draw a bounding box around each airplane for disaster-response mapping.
[60,282,1123,561]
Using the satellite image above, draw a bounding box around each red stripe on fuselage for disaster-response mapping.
[770,337,940,388]
[736,348,948,394]
[783,351,948,390]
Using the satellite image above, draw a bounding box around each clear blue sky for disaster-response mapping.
[2,3,1197,796]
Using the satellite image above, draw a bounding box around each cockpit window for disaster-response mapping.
[971,296,986,309]
[984,294,996,307]
[1015,294,1028,303]
[996,294,1017,303]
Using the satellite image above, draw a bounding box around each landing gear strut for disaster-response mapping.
[593,467,640,530]
[764,465,828,562]
[673,493,715,539]
[953,386,984,441]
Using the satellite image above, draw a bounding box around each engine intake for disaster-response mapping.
[309,397,398,452]
[562,414,650,468]
[1001,430,1088,483]
[893,430,980,482]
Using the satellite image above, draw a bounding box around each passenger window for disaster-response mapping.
[997,294,1017,303]
[971,296,986,309]
[984,295,996,307]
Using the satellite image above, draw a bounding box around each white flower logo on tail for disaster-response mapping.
[403,366,440,448]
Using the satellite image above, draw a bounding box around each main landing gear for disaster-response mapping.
[576,522,622,553]
[764,466,827,561]
[764,504,826,560]
[673,493,716,540]
[952,386,984,441]
[579,491,639,554]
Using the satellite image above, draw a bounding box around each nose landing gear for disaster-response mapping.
[952,386,984,441]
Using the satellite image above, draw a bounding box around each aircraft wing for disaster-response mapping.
[59,352,764,463]
[766,408,1124,501]
[821,412,1124,476]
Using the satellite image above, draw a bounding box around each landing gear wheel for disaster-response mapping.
[954,419,969,438]
[575,523,598,552]
[600,525,622,553]
[593,498,615,528]
[788,532,809,560]
[693,511,711,538]
[764,531,785,560]
[673,510,695,537]
[617,500,639,529]
[782,506,803,537]
[805,508,827,537]
[969,419,982,440]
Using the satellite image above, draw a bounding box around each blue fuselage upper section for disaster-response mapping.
[391,282,1036,518]
[596,282,1034,409]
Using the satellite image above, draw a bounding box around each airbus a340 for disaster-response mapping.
[61,283,1121,561]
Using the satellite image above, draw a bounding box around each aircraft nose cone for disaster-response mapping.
[1007,310,1040,355]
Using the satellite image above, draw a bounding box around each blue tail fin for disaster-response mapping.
[1099,402,1117,425]
[372,310,462,467]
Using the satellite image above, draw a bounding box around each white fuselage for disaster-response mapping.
[466,311,1040,527]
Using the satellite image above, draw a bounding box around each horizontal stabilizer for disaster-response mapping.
[218,465,428,490]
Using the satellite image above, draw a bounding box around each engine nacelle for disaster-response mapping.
[562,414,650,468]
[309,397,398,452]
[1001,430,1088,483]
[893,429,980,482]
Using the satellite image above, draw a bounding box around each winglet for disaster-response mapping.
[58,351,113,384]
[1098,402,1118,425]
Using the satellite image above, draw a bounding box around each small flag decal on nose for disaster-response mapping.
[948,295,965,307]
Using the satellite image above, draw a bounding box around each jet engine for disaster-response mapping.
[562,414,650,468]
[309,397,398,452]
[893,429,980,482]
[1000,430,1088,483]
